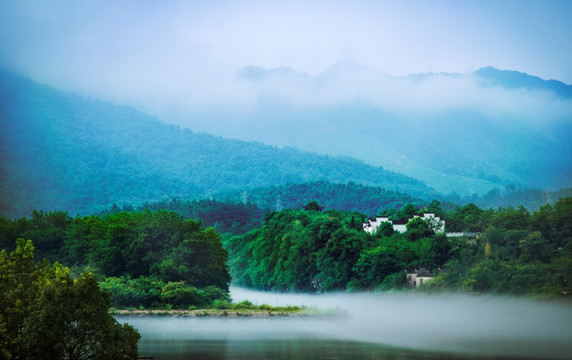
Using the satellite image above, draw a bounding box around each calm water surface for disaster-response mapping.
[121,290,572,360]
[122,316,569,360]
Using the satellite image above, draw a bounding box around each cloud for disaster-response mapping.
[0,0,571,129]
[232,63,572,127]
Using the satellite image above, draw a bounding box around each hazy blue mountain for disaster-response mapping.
[0,71,438,218]
[180,64,572,195]
[2,65,570,218]
[475,66,572,98]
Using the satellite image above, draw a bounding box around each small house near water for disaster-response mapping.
[405,267,435,288]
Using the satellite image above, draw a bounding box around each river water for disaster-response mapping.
[121,288,572,359]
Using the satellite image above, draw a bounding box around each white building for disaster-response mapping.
[363,213,445,235]
[405,267,435,288]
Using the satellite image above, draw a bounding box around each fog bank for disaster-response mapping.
[229,287,572,359]
[1,0,572,132]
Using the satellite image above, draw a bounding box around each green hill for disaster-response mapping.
[213,181,427,217]
[103,181,429,236]
[0,71,439,218]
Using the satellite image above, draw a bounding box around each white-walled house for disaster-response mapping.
[363,213,445,235]
[405,267,435,288]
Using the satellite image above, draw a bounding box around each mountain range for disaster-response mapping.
[1,66,571,218]
[175,64,572,196]
[0,70,437,218]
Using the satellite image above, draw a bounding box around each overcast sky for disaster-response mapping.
[1,0,571,123]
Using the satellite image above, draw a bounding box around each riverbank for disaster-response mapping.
[112,307,347,318]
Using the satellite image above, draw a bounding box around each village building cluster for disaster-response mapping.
[362,213,447,288]
[363,213,445,234]
[303,202,479,288]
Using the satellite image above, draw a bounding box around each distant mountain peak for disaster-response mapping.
[474,66,572,98]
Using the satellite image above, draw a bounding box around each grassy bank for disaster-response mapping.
[111,300,346,318]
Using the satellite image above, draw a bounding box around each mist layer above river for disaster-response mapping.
[230,287,572,359]
[124,288,572,359]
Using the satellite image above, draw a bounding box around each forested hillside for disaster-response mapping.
[2,196,571,302]
[0,71,438,218]
[97,182,572,240]
[102,181,426,236]
[215,181,428,217]
[458,186,572,211]
[224,198,572,297]
[202,65,572,196]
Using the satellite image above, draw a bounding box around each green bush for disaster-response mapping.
[212,300,231,309]
[202,285,231,304]
[160,282,208,309]
[231,300,255,310]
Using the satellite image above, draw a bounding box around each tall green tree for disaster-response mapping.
[405,217,434,241]
[0,239,140,359]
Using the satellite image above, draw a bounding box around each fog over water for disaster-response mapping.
[126,287,572,359]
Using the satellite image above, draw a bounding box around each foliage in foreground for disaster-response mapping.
[0,210,231,308]
[0,239,140,359]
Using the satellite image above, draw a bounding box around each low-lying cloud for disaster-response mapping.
[235,64,572,124]
[124,288,572,359]
[226,287,572,359]
[1,0,571,136]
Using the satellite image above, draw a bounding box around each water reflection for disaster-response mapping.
[128,317,486,360]
[136,337,481,360]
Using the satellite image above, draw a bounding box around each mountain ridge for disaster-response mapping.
[2,65,571,218]
[197,64,572,193]
[0,70,438,218]
[474,66,572,98]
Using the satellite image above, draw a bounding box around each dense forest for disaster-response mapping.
[218,181,572,214]
[110,198,266,236]
[215,181,427,217]
[460,186,572,212]
[99,182,572,241]
[224,198,572,297]
[2,195,571,302]
[0,210,231,309]
[0,193,570,356]
[96,181,426,237]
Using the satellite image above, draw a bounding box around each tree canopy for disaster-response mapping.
[224,197,572,298]
[0,210,231,309]
[0,239,140,359]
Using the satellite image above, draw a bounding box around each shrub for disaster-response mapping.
[160,282,208,308]
[231,300,255,310]
[212,300,231,309]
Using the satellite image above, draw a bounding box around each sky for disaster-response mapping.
[0,0,571,125]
